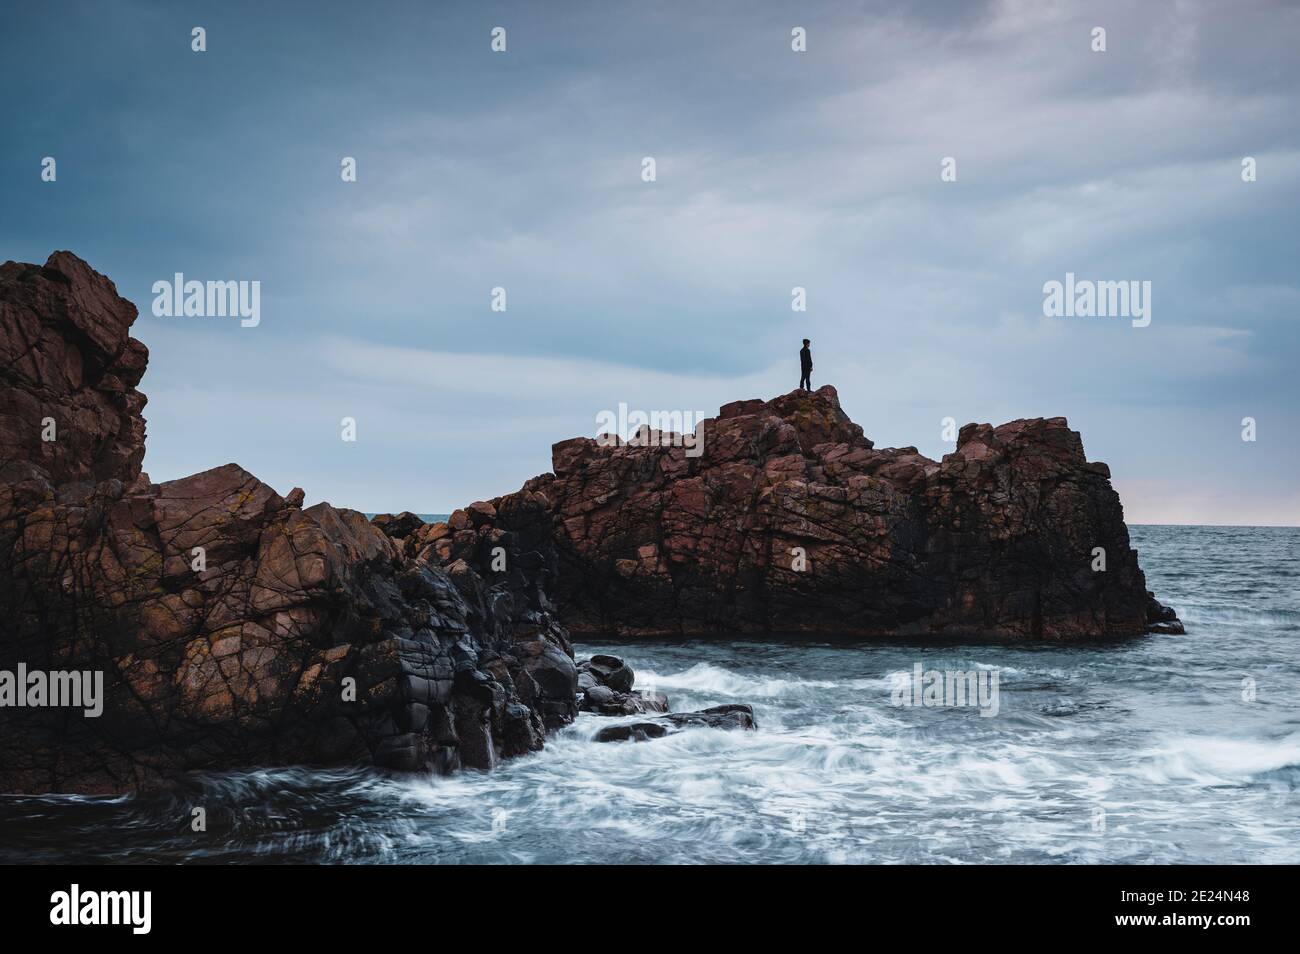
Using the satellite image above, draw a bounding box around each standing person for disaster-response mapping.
[799,338,813,391]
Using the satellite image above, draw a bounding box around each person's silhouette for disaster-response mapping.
[799,338,812,391]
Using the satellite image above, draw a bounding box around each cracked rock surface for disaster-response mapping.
[0,253,577,794]
[431,386,1183,640]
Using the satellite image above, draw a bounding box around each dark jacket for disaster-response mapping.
[800,346,812,371]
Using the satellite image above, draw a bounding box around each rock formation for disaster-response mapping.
[1,251,1182,794]
[430,388,1182,640]
[564,651,756,743]
[0,253,577,794]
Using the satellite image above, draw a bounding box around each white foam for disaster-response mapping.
[637,662,840,699]
[1134,734,1300,785]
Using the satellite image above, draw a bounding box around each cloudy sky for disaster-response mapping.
[3,0,1297,524]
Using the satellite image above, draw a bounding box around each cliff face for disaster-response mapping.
[0,253,576,794]
[430,387,1181,640]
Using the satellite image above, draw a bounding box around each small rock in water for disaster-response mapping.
[594,722,669,743]
[576,655,669,714]
[1145,593,1185,634]
[593,704,757,743]
[663,704,757,731]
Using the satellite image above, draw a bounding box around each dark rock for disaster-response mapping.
[594,722,669,743]
[594,704,757,742]
[663,704,757,731]
[573,654,669,714]
[584,685,616,706]
[1144,592,1184,632]
[630,689,669,713]
[586,654,636,693]
[0,253,576,794]
[371,510,425,540]
[580,687,671,716]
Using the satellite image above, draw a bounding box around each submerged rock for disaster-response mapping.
[0,253,577,794]
[594,722,669,743]
[594,704,758,743]
[662,704,757,731]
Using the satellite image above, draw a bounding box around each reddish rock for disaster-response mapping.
[0,252,1184,792]
[436,386,1181,640]
[0,252,147,487]
[0,253,577,795]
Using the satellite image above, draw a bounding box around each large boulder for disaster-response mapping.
[0,253,577,794]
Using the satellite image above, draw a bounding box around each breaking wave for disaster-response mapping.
[2,524,1298,864]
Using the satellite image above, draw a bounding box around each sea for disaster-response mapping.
[2,525,1297,864]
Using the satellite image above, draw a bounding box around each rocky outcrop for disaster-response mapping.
[0,253,577,794]
[594,722,670,743]
[433,387,1182,640]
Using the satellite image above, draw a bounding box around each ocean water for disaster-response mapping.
[2,525,1297,864]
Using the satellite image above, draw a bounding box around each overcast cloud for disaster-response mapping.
[2,0,1297,524]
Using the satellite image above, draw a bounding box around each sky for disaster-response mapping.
[2,0,1297,525]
